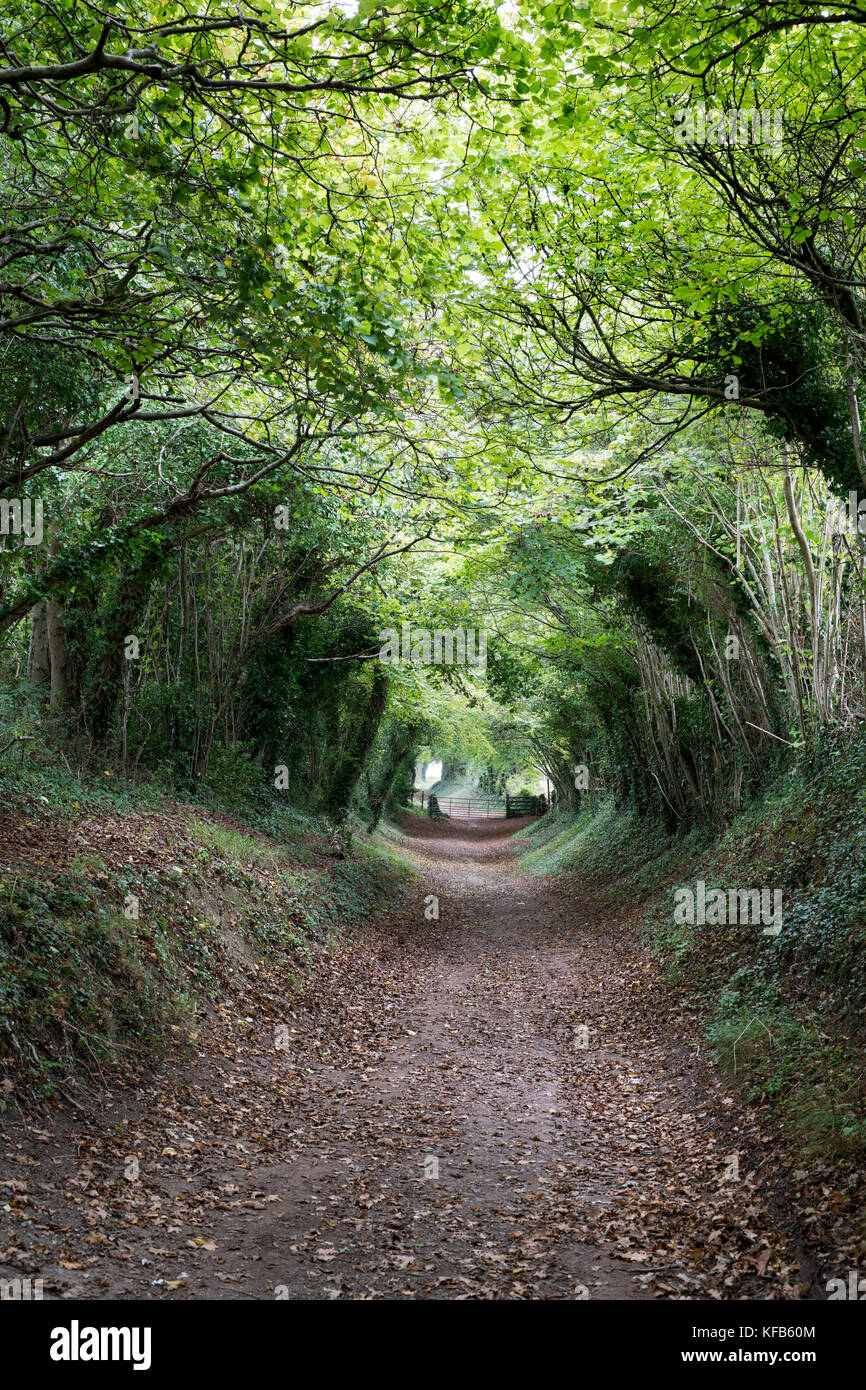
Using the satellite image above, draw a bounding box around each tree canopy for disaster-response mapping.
[3,0,866,831]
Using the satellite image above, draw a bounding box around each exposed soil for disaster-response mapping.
[0,814,816,1299]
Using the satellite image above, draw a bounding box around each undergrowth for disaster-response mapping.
[0,752,411,1107]
[514,744,866,1161]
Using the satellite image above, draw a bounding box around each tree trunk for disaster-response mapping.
[87,548,164,742]
[46,600,69,710]
[366,725,419,831]
[28,603,51,688]
[324,667,390,824]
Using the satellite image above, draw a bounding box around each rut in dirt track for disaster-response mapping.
[1,815,803,1300]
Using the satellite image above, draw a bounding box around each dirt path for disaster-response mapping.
[1,816,807,1300]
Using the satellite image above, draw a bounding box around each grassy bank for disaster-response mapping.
[0,757,413,1108]
[514,741,866,1162]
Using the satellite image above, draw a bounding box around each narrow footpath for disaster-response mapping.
[1,815,808,1299]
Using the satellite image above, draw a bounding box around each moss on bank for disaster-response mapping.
[0,760,411,1108]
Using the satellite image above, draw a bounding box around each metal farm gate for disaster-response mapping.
[411,790,548,819]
